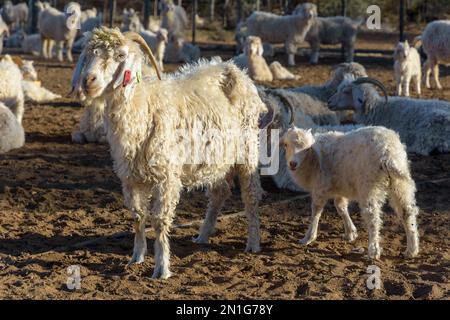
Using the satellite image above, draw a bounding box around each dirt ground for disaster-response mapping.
[0,33,449,300]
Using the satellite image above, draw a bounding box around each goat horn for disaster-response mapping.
[352,77,388,106]
[124,31,161,80]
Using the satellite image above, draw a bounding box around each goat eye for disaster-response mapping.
[358,98,363,104]
[117,53,127,61]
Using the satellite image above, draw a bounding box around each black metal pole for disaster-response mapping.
[144,0,151,29]
[192,0,197,45]
[341,0,347,17]
[28,0,38,34]
[108,0,116,28]
[400,0,405,41]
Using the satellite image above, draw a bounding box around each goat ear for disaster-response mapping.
[352,87,366,113]
[257,41,264,56]
[404,40,409,49]
[112,52,136,90]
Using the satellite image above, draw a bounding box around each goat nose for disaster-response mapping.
[289,161,297,169]
[84,74,96,87]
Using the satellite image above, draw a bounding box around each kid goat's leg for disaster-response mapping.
[300,196,326,245]
[195,180,231,244]
[151,175,181,279]
[334,197,358,242]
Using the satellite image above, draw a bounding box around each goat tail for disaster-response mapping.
[412,35,422,48]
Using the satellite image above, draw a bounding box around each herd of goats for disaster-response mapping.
[0,0,449,279]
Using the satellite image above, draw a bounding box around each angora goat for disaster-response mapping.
[328,77,450,155]
[242,8,315,66]
[414,20,450,89]
[0,55,24,123]
[393,40,421,97]
[294,2,363,64]
[281,126,419,259]
[259,62,368,192]
[71,27,265,279]
[0,102,24,154]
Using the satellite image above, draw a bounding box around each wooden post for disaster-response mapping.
[399,0,405,41]
[28,0,38,34]
[108,0,116,28]
[192,0,197,44]
[267,0,271,12]
[255,0,260,11]
[144,0,151,29]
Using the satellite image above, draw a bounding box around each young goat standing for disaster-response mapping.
[281,125,419,260]
[393,40,421,97]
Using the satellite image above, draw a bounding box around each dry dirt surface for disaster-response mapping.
[0,36,449,299]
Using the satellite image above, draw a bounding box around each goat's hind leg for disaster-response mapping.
[334,197,358,242]
[389,178,419,258]
[151,176,181,279]
[361,196,384,260]
[300,197,325,245]
[195,180,231,244]
[238,166,262,253]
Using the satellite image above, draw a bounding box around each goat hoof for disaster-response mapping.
[152,268,172,279]
[128,253,146,266]
[403,249,419,259]
[245,243,261,253]
[344,231,358,242]
[193,235,209,244]
[367,245,382,260]
[299,236,315,245]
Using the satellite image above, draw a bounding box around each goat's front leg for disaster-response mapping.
[395,76,403,96]
[195,180,231,244]
[309,41,320,64]
[300,197,326,245]
[66,38,74,63]
[123,182,150,265]
[151,177,181,279]
[334,197,357,242]
[433,63,443,90]
[56,41,64,62]
[423,59,432,89]
[404,76,411,97]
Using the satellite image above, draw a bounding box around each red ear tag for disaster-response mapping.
[123,70,132,87]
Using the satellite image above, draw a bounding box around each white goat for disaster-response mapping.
[260,62,368,192]
[71,28,264,278]
[414,20,450,90]
[0,55,24,123]
[21,33,40,56]
[329,77,450,155]
[294,3,363,64]
[37,1,81,62]
[1,1,28,30]
[161,0,188,38]
[241,8,315,66]
[22,80,61,103]
[393,40,421,97]
[121,9,144,33]
[281,126,419,259]
[139,28,169,72]
[0,15,9,54]
[245,36,298,82]
[0,102,24,154]
[164,35,200,63]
